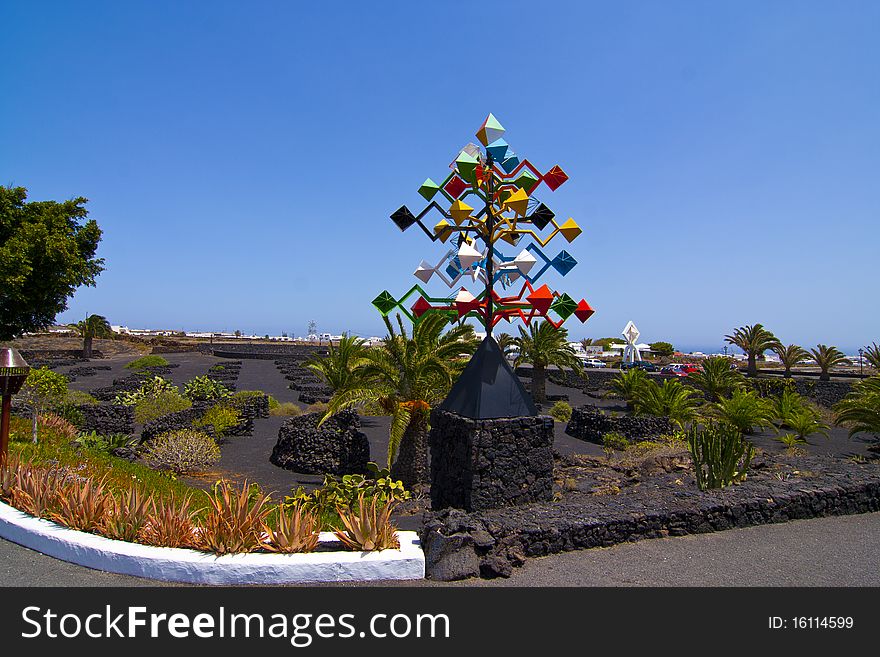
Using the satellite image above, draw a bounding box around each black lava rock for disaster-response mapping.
[270,410,369,475]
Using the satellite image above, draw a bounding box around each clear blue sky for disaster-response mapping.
[2,1,877,353]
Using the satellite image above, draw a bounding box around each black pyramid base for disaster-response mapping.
[439,336,537,419]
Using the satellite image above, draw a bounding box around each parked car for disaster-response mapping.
[580,358,607,368]
[619,360,658,372]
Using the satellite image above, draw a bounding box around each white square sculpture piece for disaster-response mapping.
[622,320,642,363]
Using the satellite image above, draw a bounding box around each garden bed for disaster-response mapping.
[420,450,880,580]
[0,501,424,584]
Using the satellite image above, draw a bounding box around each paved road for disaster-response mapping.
[2,512,878,587]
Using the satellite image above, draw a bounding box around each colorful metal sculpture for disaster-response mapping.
[376,114,594,333]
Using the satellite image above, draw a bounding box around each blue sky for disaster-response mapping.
[1,1,877,353]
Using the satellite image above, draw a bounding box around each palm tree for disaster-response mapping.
[512,321,581,404]
[724,324,781,378]
[495,332,515,358]
[711,389,775,434]
[810,344,849,382]
[687,356,744,402]
[609,368,649,410]
[579,338,593,352]
[322,314,478,487]
[69,314,113,358]
[862,342,880,370]
[834,376,880,438]
[787,410,830,441]
[632,378,701,428]
[773,343,809,378]
[305,333,368,393]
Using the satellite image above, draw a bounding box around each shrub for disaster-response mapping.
[602,431,629,451]
[549,400,573,422]
[75,431,132,453]
[52,476,111,532]
[687,356,743,401]
[772,388,814,428]
[15,367,69,443]
[777,433,806,449]
[609,369,648,407]
[306,401,329,414]
[334,493,399,552]
[197,480,272,555]
[101,487,152,542]
[267,395,280,410]
[787,410,830,440]
[286,463,410,530]
[141,494,197,548]
[66,389,98,406]
[133,390,191,424]
[124,355,170,370]
[746,377,796,399]
[270,402,302,417]
[184,376,231,402]
[632,378,701,427]
[711,389,775,434]
[193,405,241,437]
[37,413,79,440]
[834,376,880,438]
[143,429,220,475]
[115,376,178,405]
[262,503,320,553]
[687,421,755,490]
[11,465,65,518]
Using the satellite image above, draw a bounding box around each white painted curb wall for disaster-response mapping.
[0,501,424,584]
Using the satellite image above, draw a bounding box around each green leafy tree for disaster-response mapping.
[649,341,674,358]
[711,389,775,434]
[724,324,781,377]
[810,344,849,382]
[68,314,113,358]
[772,343,809,378]
[306,333,368,393]
[834,376,880,438]
[687,356,743,402]
[513,321,581,404]
[15,367,68,443]
[322,314,478,486]
[0,186,104,340]
[632,378,700,428]
[863,342,880,370]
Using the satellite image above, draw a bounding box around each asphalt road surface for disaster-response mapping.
[2,512,878,587]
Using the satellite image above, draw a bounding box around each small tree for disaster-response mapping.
[810,344,849,382]
[862,342,880,370]
[688,356,743,402]
[495,332,515,357]
[15,367,69,443]
[773,343,809,378]
[649,341,674,358]
[69,314,113,358]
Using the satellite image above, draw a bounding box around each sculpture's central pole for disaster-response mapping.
[484,152,495,335]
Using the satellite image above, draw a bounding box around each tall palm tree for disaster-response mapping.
[834,376,880,437]
[322,314,478,487]
[69,314,113,358]
[512,321,581,404]
[810,344,849,382]
[579,338,593,352]
[724,324,781,378]
[305,333,368,393]
[773,343,809,378]
[863,342,880,370]
[495,332,515,358]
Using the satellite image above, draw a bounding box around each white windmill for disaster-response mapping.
[622,320,642,364]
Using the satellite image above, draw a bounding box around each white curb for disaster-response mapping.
[0,501,424,584]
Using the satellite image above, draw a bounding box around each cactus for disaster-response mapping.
[687,421,755,490]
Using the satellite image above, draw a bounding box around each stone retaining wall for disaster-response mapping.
[565,406,674,444]
[420,454,880,580]
[76,404,135,436]
[270,411,369,475]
